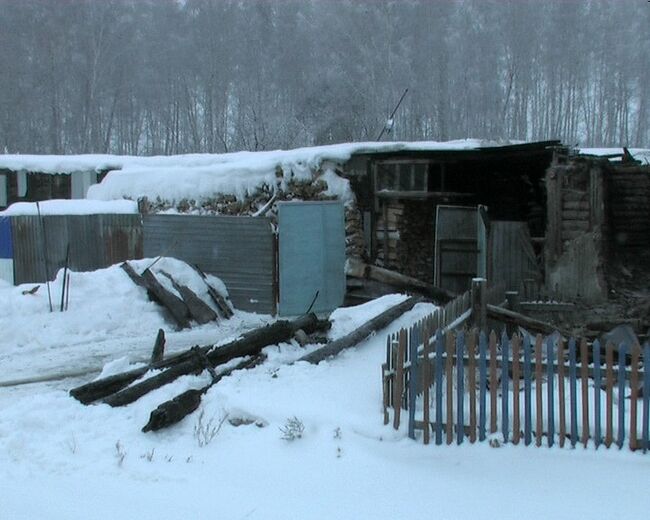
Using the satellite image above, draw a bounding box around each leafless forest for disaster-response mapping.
[0,0,647,155]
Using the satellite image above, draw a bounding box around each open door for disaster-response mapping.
[434,205,489,294]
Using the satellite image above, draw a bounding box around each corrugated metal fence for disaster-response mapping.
[11,214,142,284]
[143,214,276,314]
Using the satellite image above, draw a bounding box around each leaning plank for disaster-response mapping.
[104,313,326,407]
[159,270,218,325]
[192,264,234,319]
[486,304,570,337]
[298,296,422,364]
[141,268,191,329]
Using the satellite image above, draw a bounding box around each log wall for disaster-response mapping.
[608,166,650,250]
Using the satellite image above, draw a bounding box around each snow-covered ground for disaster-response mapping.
[1,264,648,519]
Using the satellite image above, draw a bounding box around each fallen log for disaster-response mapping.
[298,296,423,364]
[142,354,265,433]
[159,270,218,324]
[486,304,571,338]
[346,259,454,303]
[103,313,328,407]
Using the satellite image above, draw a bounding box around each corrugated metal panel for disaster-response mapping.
[489,221,541,292]
[278,201,345,316]
[143,214,275,314]
[0,216,13,283]
[11,214,143,284]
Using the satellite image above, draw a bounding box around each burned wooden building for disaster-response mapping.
[339,140,562,297]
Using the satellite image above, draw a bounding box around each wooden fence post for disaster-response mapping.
[471,278,487,331]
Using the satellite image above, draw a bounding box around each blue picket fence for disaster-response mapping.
[383,323,650,452]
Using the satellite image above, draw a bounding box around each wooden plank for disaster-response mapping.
[393,329,406,430]
[382,363,389,425]
[641,343,650,453]
[159,270,218,325]
[535,334,543,447]
[617,343,627,449]
[422,326,431,445]
[629,344,639,451]
[547,337,555,447]
[593,339,602,449]
[605,342,614,448]
[581,338,590,447]
[408,327,418,440]
[446,331,454,445]
[501,331,510,444]
[468,330,477,444]
[523,334,532,446]
[479,331,488,442]
[512,334,520,445]
[557,339,566,448]
[435,330,444,445]
[489,331,498,434]
[569,338,578,448]
[141,268,191,329]
[456,331,465,445]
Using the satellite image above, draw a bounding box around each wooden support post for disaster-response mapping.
[630,344,640,451]
[471,278,487,332]
[505,291,520,313]
[150,329,165,365]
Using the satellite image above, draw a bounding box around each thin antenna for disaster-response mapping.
[376,88,409,141]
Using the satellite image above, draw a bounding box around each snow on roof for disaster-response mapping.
[0,139,524,204]
[579,147,650,165]
[0,199,138,216]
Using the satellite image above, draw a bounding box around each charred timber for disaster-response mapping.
[103,313,328,407]
[299,296,422,364]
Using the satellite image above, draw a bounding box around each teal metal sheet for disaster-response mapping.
[278,201,345,316]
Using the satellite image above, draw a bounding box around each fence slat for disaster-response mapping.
[617,343,627,449]
[393,329,406,430]
[501,331,510,444]
[435,330,444,445]
[512,334,521,445]
[456,331,465,445]
[558,339,566,448]
[605,342,614,448]
[469,330,477,443]
[641,343,650,453]
[535,334,543,447]
[523,334,532,446]
[547,337,555,447]
[490,331,498,434]
[630,344,639,451]
[569,338,578,448]
[446,332,454,445]
[581,338,590,448]
[593,339,602,449]
[382,363,389,425]
[423,326,431,445]
[479,332,488,442]
[408,327,418,440]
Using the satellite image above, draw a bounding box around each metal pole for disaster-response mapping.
[36,201,53,312]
